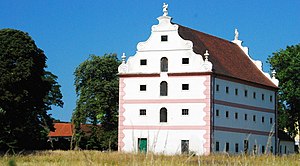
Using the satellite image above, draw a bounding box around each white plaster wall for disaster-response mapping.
[279,141,295,154]
[214,130,275,154]
[123,76,207,100]
[122,129,207,155]
[214,78,275,110]
[123,103,206,126]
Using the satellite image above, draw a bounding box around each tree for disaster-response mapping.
[0,29,63,152]
[72,54,120,150]
[268,44,300,138]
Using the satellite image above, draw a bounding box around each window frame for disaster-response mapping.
[182,84,189,90]
[161,35,168,42]
[139,109,146,116]
[140,85,146,91]
[182,58,189,64]
[182,109,189,115]
[140,59,147,65]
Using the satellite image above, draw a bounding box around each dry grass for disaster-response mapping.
[0,150,299,166]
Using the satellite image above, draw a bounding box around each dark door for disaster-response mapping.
[138,138,147,153]
[181,140,189,154]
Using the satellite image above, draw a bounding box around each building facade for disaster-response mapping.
[118,4,278,155]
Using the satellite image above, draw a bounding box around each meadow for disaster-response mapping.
[1,150,300,166]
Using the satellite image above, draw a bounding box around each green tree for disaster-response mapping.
[268,44,300,138]
[0,29,63,152]
[72,54,120,150]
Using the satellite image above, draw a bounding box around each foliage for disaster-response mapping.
[72,54,120,150]
[268,43,300,137]
[0,29,63,152]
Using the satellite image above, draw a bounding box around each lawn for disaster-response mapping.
[0,150,299,166]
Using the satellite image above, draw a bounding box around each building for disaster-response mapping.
[278,130,295,155]
[118,4,279,155]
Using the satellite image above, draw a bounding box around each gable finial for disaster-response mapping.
[121,53,126,64]
[271,70,276,78]
[163,3,168,16]
[234,28,239,41]
[204,50,209,61]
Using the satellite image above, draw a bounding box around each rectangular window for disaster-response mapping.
[140,109,146,115]
[140,85,146,91]
[253,115,256,122]
[235,112,238,119]
[262,116,265,123]
[244,140,249,154]
[270,95,273,102]
[216,109,219,117]
[182,84,189,90]
[244,90,248,97]
[226,87,229,94]
[216,141,220,152]
[161,35,168,41]
[253,145,257,154]
[253,92,256,99]
[226,142,229,152]
[244,114,248,120]
[270,118,273,124]
[235,143,239,153]
[181,140,189,154]
[262,94,265,100]
[182,58,189,64]
[182,109,189,115]
[226,111,229,118]
[140,59,147,65]
[262,146,265,154]
[235,88,238,95]
[271,146,273,153]
[216,85,219,92]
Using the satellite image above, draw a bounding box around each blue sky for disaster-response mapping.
[1,1,299,122]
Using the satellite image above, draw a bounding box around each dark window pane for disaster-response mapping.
[160,81,168,96]
[160,108,167,122]
[161,35,168,41]
[140,59,147,65]
[140,109,146,115]
[161,57,168,72]
[182,58,189,64]
[140,85,146,91]
[182,84,189,90]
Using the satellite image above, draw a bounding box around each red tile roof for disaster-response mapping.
[48,123,94,137]
[177,24,277,89]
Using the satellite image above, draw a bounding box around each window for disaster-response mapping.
[262,116,265,123]
[160,107,167,122]
[140,109,146,115]
[182,109,189,115]
[244,140,249,154]
[160,57,168,72]
[253,145,257,154]
[262,146,265,154]
[271,146,273,153]
[262,94,265,100]
[182,84,189,90]
[216,109,219,117]
[226,87,229,94]
[226,142,229,152]
[244,90,248,97]
[161,35,168,41]
[160,81,168,96]
[253,115,256,122]
[138,138,147,153]
[140,85,146,91]
[284,146,287,154]
[182,58,189,64]
[253,92,256,99]
[235,112,238,119]
[226,111,229,118]
[270,118,273,124]
[270,95,273,102]
[235,88,238,95]
[216,141,220,152]
[140,59,147,65]
[235,143,239,153]
[181,140,189,154]
[216,85,219,92]
[244,114,248,120]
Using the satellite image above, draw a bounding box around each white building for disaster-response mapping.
[118,4,279,155]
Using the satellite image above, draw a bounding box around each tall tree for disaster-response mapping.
[268,44,300,138]
[0,29,63,152]
[72,54,120,150]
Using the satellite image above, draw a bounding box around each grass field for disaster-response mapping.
[0,150,299,166]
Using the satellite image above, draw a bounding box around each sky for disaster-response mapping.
[1,1,299,122]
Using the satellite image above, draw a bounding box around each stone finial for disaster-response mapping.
[163,3,168,16]
[121,53,126,64]
[234,28,239,41]
[204,50,209,61]
[271,70,276,78]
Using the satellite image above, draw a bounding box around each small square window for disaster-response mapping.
[216,109,219,116]
[161,35,168,41]
[140,59,147,65]
[216,85,219,92]
[226,111,229,118]
[140,109,146,115]
[270,95,273,102]
[253,115,256,122]
[235,88,238,96]
[226,87,229,94]
[140,85,146,91]
[262,94,265,100]
[244,114,248,120]
[182,109,189,115]
[253,92,256,99]
[182,58,189,64]
[244,90,248,97]
[235,112,238,119]
[182,84,189,90]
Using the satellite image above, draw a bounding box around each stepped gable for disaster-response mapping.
[177,24,277,89]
